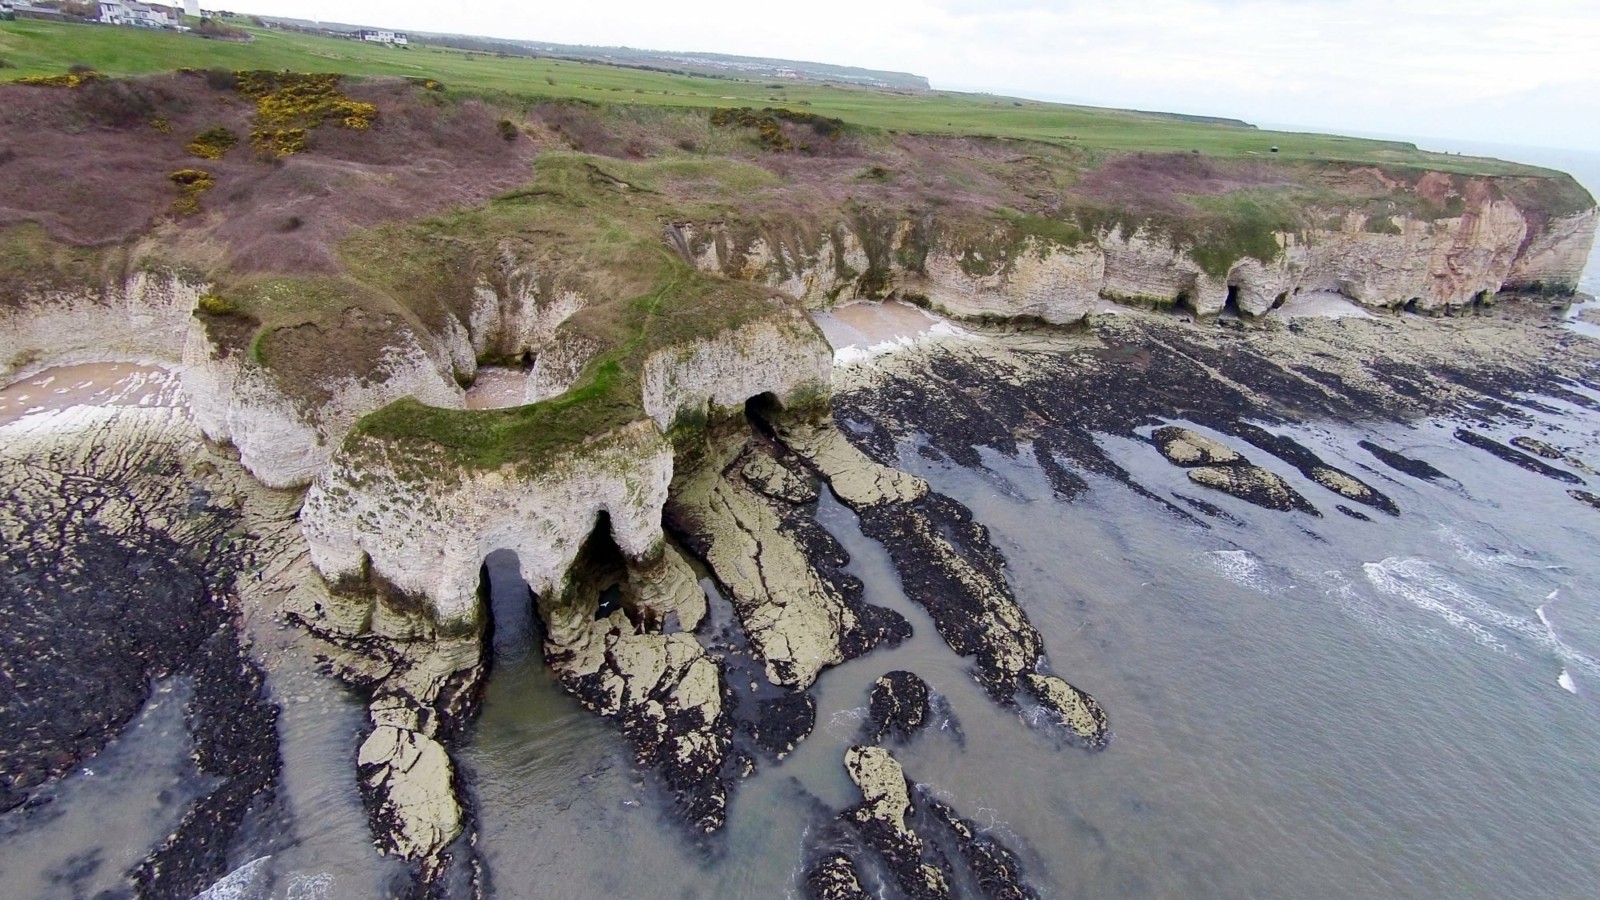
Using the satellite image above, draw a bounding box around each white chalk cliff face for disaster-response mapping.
[642,312,833,431]
[302,419,678,639]
[681,196,1596,322]
[301,311,834,638]
[1,271,204,380]
[0,273,469,489]
[0,251,615,488]
[182,321,465,489]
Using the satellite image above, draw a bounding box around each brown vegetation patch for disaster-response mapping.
[1072,152,1287,217]
[0,73,535,269]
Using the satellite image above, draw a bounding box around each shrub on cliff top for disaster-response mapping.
[196,293,239,315]
[187,126,239,160]
[233,71,378,157]
[17,68,105,89]
[709,107,845,153]
[168,168,215,217]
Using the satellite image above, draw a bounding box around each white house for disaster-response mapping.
[99,1,180,28]
[357,29,409,47]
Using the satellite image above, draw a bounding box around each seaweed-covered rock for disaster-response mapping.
[1151,426,1243,467]
[1512,436,1567,461]
[1227,424,1398,515]
[805,852,872,900]
[1358,439,1448,481]
[1,406,280,897]
[558,624,733,833]
[740,449,819,504]
[668,433,907,690]
[868,671,932,744]
[747,691,817,758]
[1187,465,1321,515]
[842,746,952,900]
[1310,466,1391,511]
[1023,673,1110,749]
[1513,436,1595,474]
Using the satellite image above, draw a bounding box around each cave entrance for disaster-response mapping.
[563,511,640,631]
[480,549,541,663]
[1223,284,1243,318]
[1173,290,1198,318]
[744,391,784,438]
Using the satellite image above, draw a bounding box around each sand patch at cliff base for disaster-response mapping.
[1270,291,1375,319]
[0,363,182,428]
[813,300,970,366]
[465,367,533,410]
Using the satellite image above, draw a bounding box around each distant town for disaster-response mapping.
[0,0,406,46]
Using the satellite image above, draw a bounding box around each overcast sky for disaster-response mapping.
[252,0,1600,151]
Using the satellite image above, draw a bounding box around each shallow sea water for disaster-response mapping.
[462,391,1600,897]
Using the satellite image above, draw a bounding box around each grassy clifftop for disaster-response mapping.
[0,17,1578,177]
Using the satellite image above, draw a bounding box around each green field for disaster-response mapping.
[0,17,1549,176]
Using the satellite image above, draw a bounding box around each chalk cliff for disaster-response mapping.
[680,189,1595,321]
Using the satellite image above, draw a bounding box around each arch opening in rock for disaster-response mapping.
[1271,291,1290,311]
[480,549,541,664]
[744,391,785,437]
[1223,284,1243,318]
[1173,290,1198,318]
[543,511,643,644]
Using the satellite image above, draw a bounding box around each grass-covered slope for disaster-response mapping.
[0,17,1579,177]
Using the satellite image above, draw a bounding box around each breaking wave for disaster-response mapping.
[1362,558,1600,690]
[1206,549,1269,592]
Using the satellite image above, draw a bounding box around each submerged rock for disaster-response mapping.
[1337,504,1373,521]
[920,790,1038,900]
[1358,439,1448,481]
[1187,465,1321,515]
[868,671,932,744]
[1455,429,1585,484]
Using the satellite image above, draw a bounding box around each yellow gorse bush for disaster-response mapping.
[17,69,105,88]
[232,71,378,157]
[168,168,215,216]
[186,125,238,159]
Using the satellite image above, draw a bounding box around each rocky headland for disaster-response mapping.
[1,66,1596,897]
